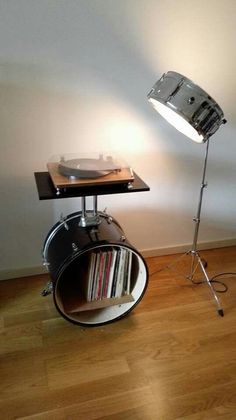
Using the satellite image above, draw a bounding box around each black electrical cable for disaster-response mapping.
[150,267,236,294]
[190,278,228,293]
[210,272,236,293]
[191,272,236,293]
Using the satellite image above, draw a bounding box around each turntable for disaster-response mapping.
[47,153,134,190]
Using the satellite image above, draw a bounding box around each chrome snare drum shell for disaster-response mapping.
[148,71,226,142]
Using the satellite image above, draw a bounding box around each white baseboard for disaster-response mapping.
[0,266,47,281]
[1,238,236,281]
[141,238,236,258]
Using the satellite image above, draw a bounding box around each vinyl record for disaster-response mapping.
[58,158,120,179]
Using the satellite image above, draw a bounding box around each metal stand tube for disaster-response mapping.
[192,139,210,254]
[188,139,224,316]
[93,196,98,216]
[79,196,101,227]
[155,139,225,316]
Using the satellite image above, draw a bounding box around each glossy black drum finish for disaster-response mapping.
[43,211,148,326]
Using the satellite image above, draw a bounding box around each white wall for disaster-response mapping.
[0,0,236,278]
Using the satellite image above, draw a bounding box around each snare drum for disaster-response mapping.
[148,71,225,142]
[43,211,148,326]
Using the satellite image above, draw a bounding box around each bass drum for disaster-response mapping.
[42,211,148,326]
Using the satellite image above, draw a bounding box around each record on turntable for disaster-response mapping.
[47,153,134,190]
[58,155,121,179]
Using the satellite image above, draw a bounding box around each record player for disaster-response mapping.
[47,153,134,191]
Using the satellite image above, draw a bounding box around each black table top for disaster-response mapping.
[34,171,150,200]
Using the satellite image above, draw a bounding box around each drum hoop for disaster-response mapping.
[42,211,122,262]
[162,72,223,111]
[149,71,224,138]
[53,248,149,327]
[163,101,223,138]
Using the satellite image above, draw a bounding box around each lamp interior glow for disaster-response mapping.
[148,98,204,143]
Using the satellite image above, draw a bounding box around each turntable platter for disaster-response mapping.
[58,158,120,179]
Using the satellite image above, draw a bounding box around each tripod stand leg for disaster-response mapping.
[188,251,199,280]
[197,254,224,317]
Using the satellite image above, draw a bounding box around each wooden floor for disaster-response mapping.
[1,246,236,419]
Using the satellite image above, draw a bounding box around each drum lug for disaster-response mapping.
[60,213,69,231]
[42,257,50,271]
[72,242,79,252]
[107,216,113,224]
[120,235,126,242]
[41,281,53,296]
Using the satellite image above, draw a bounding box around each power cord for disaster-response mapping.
[150,266,236,294]
[191,272,236,293]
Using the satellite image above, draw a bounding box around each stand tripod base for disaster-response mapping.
[218,309,224,317]
[159,139,225,317]
[166,250,224,317]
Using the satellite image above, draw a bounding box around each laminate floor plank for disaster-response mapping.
[1,246,236,419]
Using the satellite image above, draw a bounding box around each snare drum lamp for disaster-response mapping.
[147,71,227,316]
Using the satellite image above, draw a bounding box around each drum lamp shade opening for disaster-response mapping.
[148,98,204,143]
[147,71,226,143]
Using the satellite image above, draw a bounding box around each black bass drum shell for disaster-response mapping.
[42,211,148,326]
